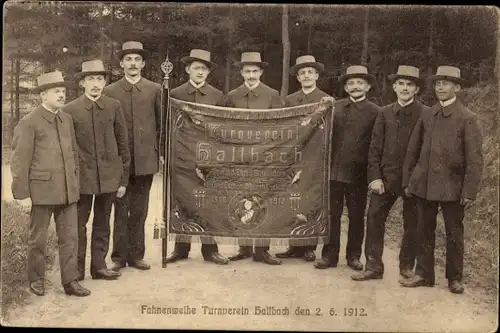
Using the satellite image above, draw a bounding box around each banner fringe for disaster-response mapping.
[171,98,329,120]
[167,234,329,246]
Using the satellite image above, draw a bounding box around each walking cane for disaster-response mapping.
[153,52,173,268]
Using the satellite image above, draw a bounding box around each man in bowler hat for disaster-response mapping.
[11,71,90,296]
[63,59,130,281]
[400,66,483,294]
[104,41,162,272]
[276,55,333,262]
[165,48,229,265]
[226,51,283,265]
[352,65,429,281]
[314,65,380,271]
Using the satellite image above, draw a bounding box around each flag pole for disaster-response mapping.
[156,51,173,268]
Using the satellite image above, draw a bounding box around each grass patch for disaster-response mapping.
[385,81,499,306]
[1,200,58,319]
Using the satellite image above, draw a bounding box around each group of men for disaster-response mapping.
[10,40,483,298]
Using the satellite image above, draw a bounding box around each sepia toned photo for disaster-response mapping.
[1,2,499,331]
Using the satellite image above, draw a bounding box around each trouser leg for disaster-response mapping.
[345,181,368,260]
[77,195,93,275]
[27,205,54,283]
[53,203,79,285]
[414,197,438,284]
[364,192,396,274]
[90,192,115,274]
[441,201,465,282]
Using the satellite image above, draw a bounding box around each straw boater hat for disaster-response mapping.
[427,65,468,86]
[388,65,424,87]
[338,65,376,85]
[74,59,111,80]
[181,49,217,68]
[290,55,325,76]
[116,41,149,60]
[234,52,268,68]
[32,70,72,93]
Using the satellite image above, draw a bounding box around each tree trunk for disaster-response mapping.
[207,4,213,52]
[224,5,234,94]
[307,5,314,54]
[427,12,435,76]
[99,3,106,59]
[280,4,291,99]
[361,7,370,64]
[14,56,20,125]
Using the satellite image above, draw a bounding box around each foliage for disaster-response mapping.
[1,201,58,318]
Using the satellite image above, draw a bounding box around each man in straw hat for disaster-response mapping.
[351,65,430,282]
[226,51,283,265]
[314,65,380,271]
[275,54,334,262]
[104,41,162,272]
[400,66,483,294]
[10,70,90,296]
[165,48,229,265]
[63,59,130,281]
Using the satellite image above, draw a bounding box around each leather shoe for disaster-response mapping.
[29,279,45,296]
[351,270,383,281]
[111,262,126,272]
[229,247,253,261]
[204,252,230,265]
[275,247,300,259]
[399,274,434,288]
[314,257,338,269]
[129,260,151,270]
[91,268,121,280]
[253,251,282,265]
[165,251,188,263]
[63,281,91,297]
[303,249,316,262]
[347,258,363,271]
[400,268,414,279]
[77,272,85,281]
[448,280,464,294]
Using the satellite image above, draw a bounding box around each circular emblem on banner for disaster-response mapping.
[228,194,267,230]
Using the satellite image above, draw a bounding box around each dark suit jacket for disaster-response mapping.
[103,77,162,176]
[63,95,130,195]
[225,82,283,109]
[402,100,483,201]
[368,100,429,195]
[11,106,80,205]
[170,81,224,106]
[285,88,331,106]
[330,98,381,183]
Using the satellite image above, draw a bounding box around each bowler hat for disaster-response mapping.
[74,59,111,80]
[116,41,149,60]
[338,65,376,85]
[32,70,73,93]
[428,65,468,86]
[290,55,324,75]
[234,52,268,68]
[388,65,424,87]
[181,49,217,68]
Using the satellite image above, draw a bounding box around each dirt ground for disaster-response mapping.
[1,171,498,332]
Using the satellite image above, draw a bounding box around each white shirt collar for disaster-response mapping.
[42,103,58,114]
[398,98,414,107]
[125,75,141,85]
[244,81,260,90]
[350,95,366,103]
[85,93,101,102]
[439,96,456,107]
[302,86,316,95]
[189,80,205,89]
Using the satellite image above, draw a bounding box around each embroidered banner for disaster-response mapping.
[165,98,334,246]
